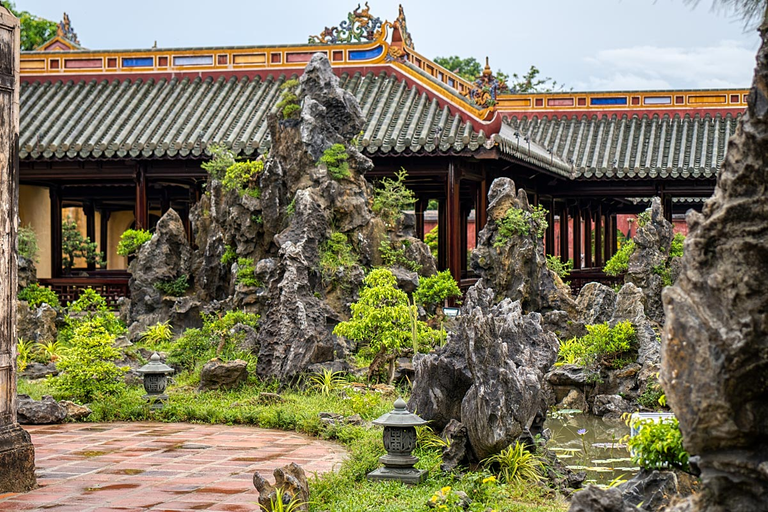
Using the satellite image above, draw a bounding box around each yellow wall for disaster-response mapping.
[107,211,135,270]
[18,185,51,279]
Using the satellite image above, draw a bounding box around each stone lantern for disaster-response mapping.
[367,397,428,484]
[137,352,174,409]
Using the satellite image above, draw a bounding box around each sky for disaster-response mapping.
[15,0,762,91]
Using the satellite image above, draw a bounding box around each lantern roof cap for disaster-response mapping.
[137,352,174,375]
[372,397,427,427]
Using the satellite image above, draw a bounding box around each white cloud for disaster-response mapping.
[579,40,755,90]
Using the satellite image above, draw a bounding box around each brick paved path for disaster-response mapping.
[0,422,346,511]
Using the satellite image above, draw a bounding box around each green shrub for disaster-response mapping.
[221,244,237,266]
[320,232,358,282]
[372,168,416,228]
[275,79,300,120]
[424,225,438,257]
[413,270,461,310]
[638,378,665,409]
[482,442,544,485]
[236,258,261,287]
[546,255,573,280]
[319,143,350,180]
[494,205,548,247]
[557,320,637,370]
[18,225,38,262]
[117,229,152,257]
[379,239,421,273]
[154,275,190,296]
[139,321,174,345]
[18,283,59,308]
[604,239,635,276]
[625,416,689,472]
[51,319,127,402]
[167,310,259,370]
[68,287,109,313]
[202,143,236,179]
[62,288,124,340]
[333,269,444,382]
[670,232,685,259]
[222,159,264,198]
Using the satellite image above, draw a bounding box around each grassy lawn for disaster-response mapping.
[18,373,569,512]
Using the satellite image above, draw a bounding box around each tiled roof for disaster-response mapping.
[503,112,740,180]
[19,70,484,161]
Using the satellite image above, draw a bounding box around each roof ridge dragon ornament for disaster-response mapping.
[56,12,80,45]
[309,2,384,44]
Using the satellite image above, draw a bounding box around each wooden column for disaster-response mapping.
[415,198,425,240]
[50,187,62,278]
[134,164,148,230]
[460,204,469,275]
[446,160,462,283]
[603,211,612,264]
[160,188,170,217]
[100,210,110,268]
[559,202,569,263]
[0,6,37,493]
[572,207,582,269]
[610,214,618,256]
[476,176,488,242]
[437,198,447,271]
[584,207,593,268]
[84,202,96,271]
[664,194,673,224]
[545,199,556,256]
[594,206,603,268]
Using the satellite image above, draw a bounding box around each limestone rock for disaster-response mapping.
[60,401,92,421]
[459,285,559,459]
[546,365,588,387]
[625,198,673,324]
[660,23,768,510]
[17,255,36,290]
[20,362,57,380]
[471,177,576,315]
[591,394,632,420]
[408,332,472,432]
[199,359,248,391]
[577,282,617,325]
[389,266,419,293]
[439,419,476,472]
[569,486,634,512]
[17,302,57,343]
[16,395,67,424]
[127,209,202,336]
[616,469,699,512]
[253,462,309,512]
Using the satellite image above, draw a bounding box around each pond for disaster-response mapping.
[544,409,638,485]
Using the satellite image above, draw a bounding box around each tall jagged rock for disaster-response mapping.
[660,13,768,511]
[625,198,674,324]
[127,209,202,338]
[409,284,558,458]
[471,177,576,315]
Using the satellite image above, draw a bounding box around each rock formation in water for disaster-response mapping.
[659,14,768,512]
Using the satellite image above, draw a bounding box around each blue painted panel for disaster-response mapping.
[122,57,154,67]
[173,55,214,66]
[348,46,384,61]
[590,97,627,106]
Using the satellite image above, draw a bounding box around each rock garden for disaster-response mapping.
[10,33,768,512]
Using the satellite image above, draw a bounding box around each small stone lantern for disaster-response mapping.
[367,397,427,484]
[137,352,174,409]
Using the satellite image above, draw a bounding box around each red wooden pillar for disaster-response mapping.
[134,164,148,230]
[84,202,96,271]
[446,160,462,283]
[559,202,569,263]
[545,199,555,256]
[437,198,447,271]
[476,176,488,242]
[584,207,593,268]
[415,197,425,240]
[50,187,62,278]
[100,210,110,268]
[594,205,603,268]
[610,214,618,257]
[572,207,582,269]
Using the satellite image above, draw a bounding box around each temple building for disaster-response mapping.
[19,6,741,303]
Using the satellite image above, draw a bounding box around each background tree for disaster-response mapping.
[1,1,57,50]
[434,55,564,93]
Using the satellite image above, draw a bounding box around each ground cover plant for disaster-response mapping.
[18,282,59,308]
[557,320,637,376]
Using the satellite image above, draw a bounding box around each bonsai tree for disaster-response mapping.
[61,217,103,275]
[333,268,444,383]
